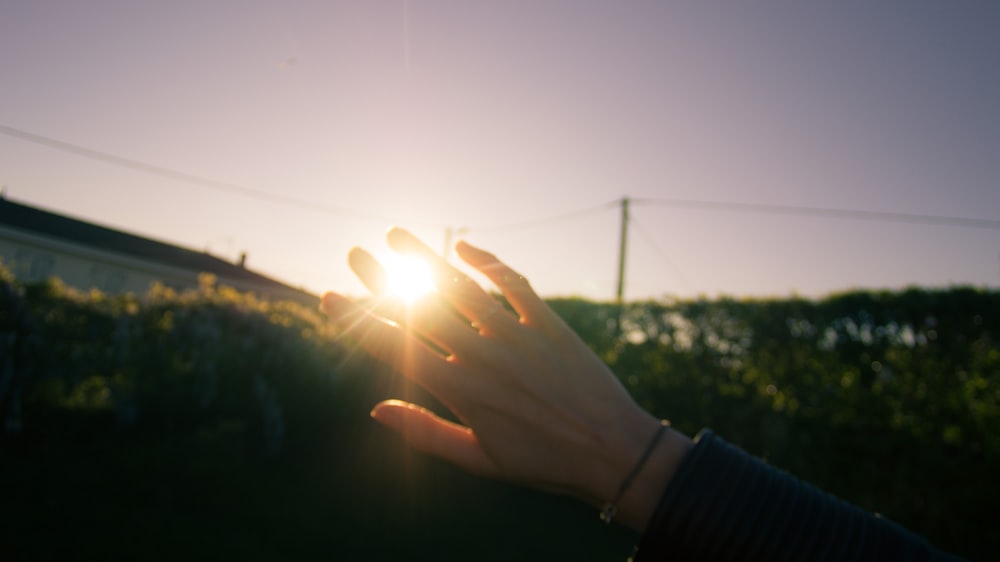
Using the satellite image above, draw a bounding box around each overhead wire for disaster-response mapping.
[0,123,400,225]
[6,124,998,232]
[4,123,999,300]
[1,123,624,233]
[466,199,619,233]
[632,196,1000,231]
[629,212,696,294]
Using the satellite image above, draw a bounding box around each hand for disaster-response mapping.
[321,228,691,530]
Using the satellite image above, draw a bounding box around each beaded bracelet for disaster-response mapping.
[601,420,669,524]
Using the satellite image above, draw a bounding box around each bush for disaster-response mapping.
[552,289,999,559]
[1,265,995,560]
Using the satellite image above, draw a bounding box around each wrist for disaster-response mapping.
[571,407,693,531]
[580,412,692,532]
[612,427,692,531]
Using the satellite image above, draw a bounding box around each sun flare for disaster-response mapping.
[383,254,436,304]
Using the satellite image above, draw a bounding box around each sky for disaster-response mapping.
[2,2,999,301]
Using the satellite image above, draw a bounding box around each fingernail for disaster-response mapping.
[386,227,409,246]
[371,406,401,430]
[320,292,338,312]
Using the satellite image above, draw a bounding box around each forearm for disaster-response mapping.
[631,431,967,562]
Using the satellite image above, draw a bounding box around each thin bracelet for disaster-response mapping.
[601,420,669,524]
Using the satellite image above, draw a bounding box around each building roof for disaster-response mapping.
[0,195,315,301]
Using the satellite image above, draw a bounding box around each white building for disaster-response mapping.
[0,195,316,305]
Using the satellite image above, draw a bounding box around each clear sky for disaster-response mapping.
[2,2,998,301]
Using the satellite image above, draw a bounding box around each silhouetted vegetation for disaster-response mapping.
[1,266,995,560]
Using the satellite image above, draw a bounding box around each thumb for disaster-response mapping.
[370,400,496,476]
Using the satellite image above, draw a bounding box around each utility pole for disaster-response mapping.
[443,227,468,261]
[615,197,630,305]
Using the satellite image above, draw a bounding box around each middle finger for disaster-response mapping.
[347,245,480,352]
[387,227,519,332]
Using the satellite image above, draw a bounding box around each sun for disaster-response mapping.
[383,254,436,304]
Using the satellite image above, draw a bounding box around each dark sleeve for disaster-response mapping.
[630,430,967,562]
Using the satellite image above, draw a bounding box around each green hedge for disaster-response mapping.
[553,291,998,560]
[0,266,995,560]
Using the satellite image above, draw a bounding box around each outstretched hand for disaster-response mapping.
[321,228,690,531]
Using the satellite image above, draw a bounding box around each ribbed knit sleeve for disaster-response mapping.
[631,431,966,562]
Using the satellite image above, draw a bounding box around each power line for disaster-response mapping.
[5,122,997,243]
[1,123,624,234]
[630,213,696,294]
[0,123,399,224]
[633,196,1000,231]
[468,200,618,233]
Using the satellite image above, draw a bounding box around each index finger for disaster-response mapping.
[454,240,560,330]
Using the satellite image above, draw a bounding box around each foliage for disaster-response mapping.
[0,269,635,561]
[1,264,996,560]
[2,273,344,452]
[551,289,999,559]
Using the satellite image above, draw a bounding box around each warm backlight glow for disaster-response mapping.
[384,254,436,304]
